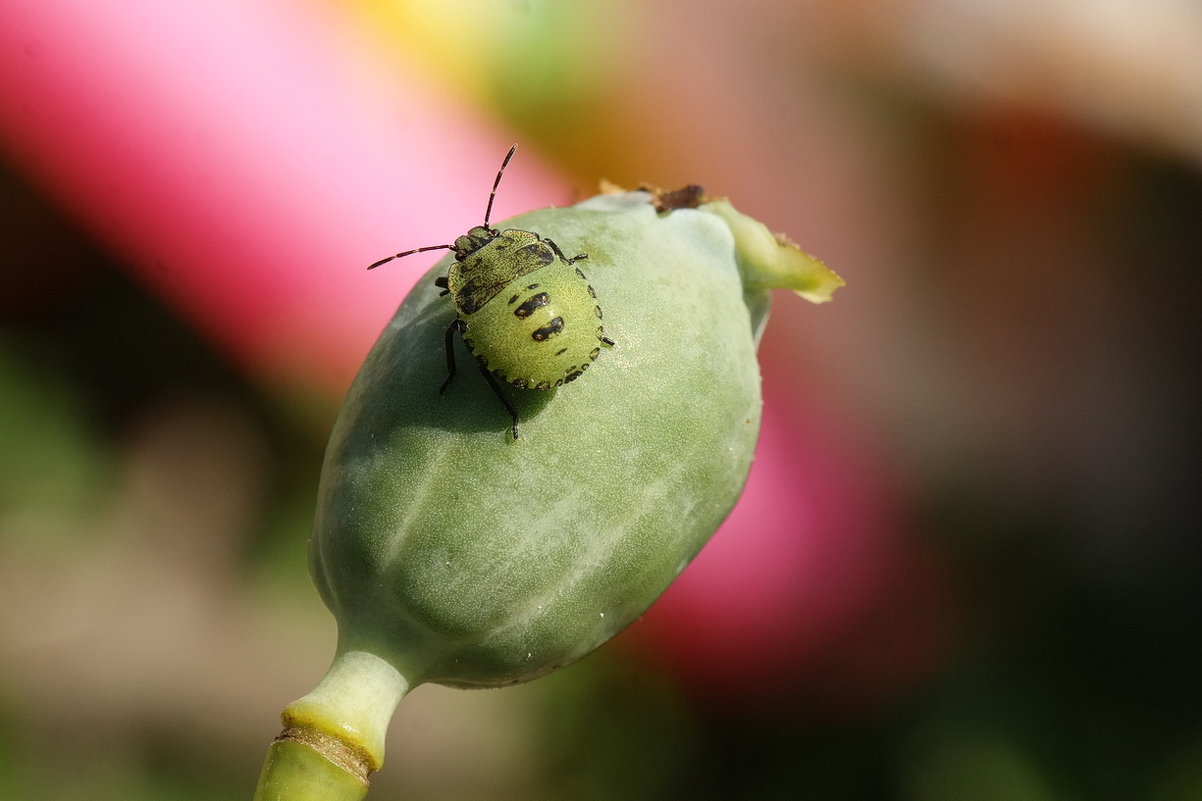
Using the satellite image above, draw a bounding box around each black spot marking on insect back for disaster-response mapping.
[531,317,564,342]
[575,267,587,280]
[513,292,550,318]
[587,284,596,298]
[507,293,520,305]
[555,347,568,356]
[594,305,603,319]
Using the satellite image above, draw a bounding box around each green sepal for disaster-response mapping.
[700,198,845,304]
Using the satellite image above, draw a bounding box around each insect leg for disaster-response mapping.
[477,366,521,440]
[439,318,464,395]
[544,237,588,265]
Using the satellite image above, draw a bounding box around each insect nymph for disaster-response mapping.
[368,145,615,439]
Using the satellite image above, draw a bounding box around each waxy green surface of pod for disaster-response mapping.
[309,190,843,689]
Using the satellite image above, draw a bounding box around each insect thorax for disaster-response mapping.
[447,229,555,315]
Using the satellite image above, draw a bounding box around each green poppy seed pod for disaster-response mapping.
[312,190,838,684]
[273,190,842,788]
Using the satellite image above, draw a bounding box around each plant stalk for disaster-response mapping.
[253,650,411,800]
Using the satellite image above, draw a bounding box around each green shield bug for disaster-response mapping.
[368,145,615,439]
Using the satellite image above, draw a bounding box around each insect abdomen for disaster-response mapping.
[462,266,609,390]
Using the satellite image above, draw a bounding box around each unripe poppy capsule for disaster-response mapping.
[263,179,843,796]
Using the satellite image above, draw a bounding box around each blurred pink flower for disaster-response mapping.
[0,0,943,711]
[627,389,949,715]
[0,0,567,391]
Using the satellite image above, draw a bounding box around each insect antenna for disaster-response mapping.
[367,243,452,270]
[483,144,518,229]
[366,144,518,270]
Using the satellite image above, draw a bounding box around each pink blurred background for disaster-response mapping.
[3,1,1201,798]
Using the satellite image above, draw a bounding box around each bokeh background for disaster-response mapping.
[3,1,1201,798]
